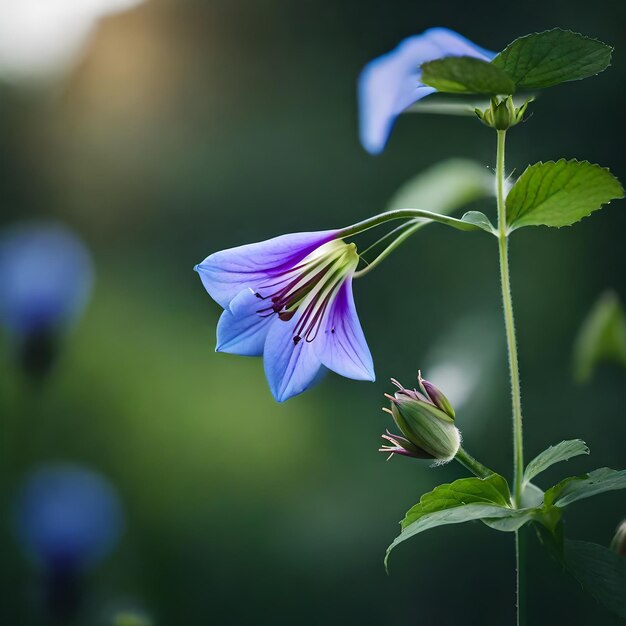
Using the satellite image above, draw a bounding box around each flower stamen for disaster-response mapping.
[253,240,358,345]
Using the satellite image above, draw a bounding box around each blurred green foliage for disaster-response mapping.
[573,291,626,382]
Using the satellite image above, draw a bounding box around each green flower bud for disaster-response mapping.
[381,378,460,463]
[493,97,514,130]
[476,96,532,131]
[610,519,626,557]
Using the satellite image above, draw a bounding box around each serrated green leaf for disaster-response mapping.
[573,291,626,382]
[565,540,626,618]
[400,474,511,529]
[493,29,613,89]
[460,211,496,234]
[421,56,516,95]
[506,159,624,230]
[385,475,513,567]
[523,440,590,487]
[545,468,626,508]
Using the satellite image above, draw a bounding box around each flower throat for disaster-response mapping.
[255,240,358,344]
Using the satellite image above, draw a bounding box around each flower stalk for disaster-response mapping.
[495,129,526,626]
[338,208,481,239]
[354,219,426,278]
[454,447,494,480]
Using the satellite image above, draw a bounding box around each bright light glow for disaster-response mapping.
[427,360,480,411]
[424,314,501,413]
[0,0,145,83]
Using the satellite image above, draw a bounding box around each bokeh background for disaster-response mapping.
[1,0,625,624]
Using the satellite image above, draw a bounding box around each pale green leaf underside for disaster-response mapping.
[506,159,624,229]
[545,467,626,508]
[421,56,516,95]
[573,291,626,382]
[521,482,545,508]
[386,475,512,567]
[386,503,518,567]
[400,474,511,529]
[523,439,589,486]
[565,540,626,618]
[482,509,539,532]
[493,29,613,89]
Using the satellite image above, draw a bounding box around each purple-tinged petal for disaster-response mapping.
[358,27,496,155]
[215,288,274,356]
[263,312,324,402]
[315,278,375,381]
[195,230,338,309]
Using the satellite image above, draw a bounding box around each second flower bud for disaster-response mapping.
[380,375,461,463]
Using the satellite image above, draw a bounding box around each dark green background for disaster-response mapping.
[1,0,625,623]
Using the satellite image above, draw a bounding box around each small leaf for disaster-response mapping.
[421,56,516,95]
[545,467,626,508]
[493,29,613,89]
[564,540,626,618]
[573,291,626,382]
[386,475,513,567]
[460,211,496,234]
[506,159,624,230]
[523,439,590,486]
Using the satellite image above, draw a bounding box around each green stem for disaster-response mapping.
[495,129,526,626]
[338,208,481,239]
[516,528,527,626]
[358,221,414,257]
[496,131,524,505]
[354,219,426,278]
[455,447,494,479]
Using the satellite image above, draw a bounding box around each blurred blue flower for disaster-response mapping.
[15,464,124,573]
[358,28,496,154]
[195,230,375,402]
[0,222,93,336]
